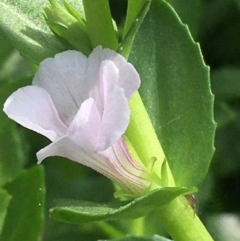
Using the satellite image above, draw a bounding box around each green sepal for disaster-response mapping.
[119,0,152,58]
[44,0,91,55]
[49,186,197,224]
[160,160,169,187]
[64,1,85,22]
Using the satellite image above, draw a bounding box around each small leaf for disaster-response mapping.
[0,189,11,236]
[129,0,216,186]
[0,165,45,241]
[49,186,197,224]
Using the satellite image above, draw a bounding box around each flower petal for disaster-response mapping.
[36,136,122,184]
[32,50,89,125]
[68,98,101,151]
[37,136,107,171]
[87,46,140,99]
[3,86,67,141]
[37,137,149,196]
[96,61,130,151]
[101,138,150,195]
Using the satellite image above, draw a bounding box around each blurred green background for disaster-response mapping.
[1,0,240,240]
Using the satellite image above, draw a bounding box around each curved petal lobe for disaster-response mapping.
[96,61,130,151]
[33,50,89,125]
[68,98,101,151]
[3,86,67,141]
[88,46,141,99]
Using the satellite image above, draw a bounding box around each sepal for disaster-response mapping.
[44,0,91,55]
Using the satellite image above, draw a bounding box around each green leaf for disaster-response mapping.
[49,186,196,224]
[102,235,172,241]
[0,165,45,241]
[0,0,65,64]
[0,189,11,236]
[165,0,203,38]
[129,0,216,186]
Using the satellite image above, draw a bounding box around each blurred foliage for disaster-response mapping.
[0,166,45,241]
[0,0,240,240]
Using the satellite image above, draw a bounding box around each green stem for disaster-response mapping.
[97,221,125,239]
[126,92,174,186]
[157,197,214,241]
[130,217,145,236]
[126,93,213,240]
[82,0,118,49]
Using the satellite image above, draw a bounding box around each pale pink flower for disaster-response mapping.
[3,47,150,196]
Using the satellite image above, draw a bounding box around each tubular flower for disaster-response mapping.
[3,46,150,196]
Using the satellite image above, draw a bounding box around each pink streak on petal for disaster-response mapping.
[96,61,130,151]
[68,98,101,151]
[33,50,89,125]
[37,137,131,188]
[88,46,140,99]
[100,138,150,195]
[37,136,149,196]
[3,86,67,141]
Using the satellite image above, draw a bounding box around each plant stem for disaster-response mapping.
[97,221,125,239]
[126,92,175,186]
[130,216,145,236]
[157,196,214,241]
[126,92,214,240]
[82,0,118,49]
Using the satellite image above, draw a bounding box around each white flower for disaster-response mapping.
[3,46,150,196]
